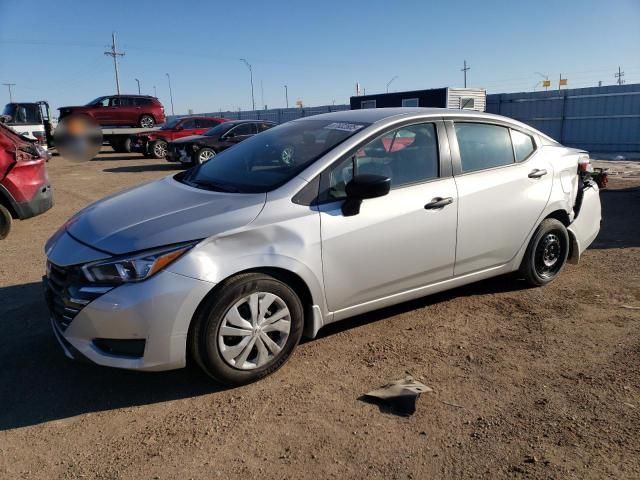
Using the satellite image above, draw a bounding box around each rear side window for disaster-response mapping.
[454,123,514,173]
[134,98,152,106]
[181,119,196,129]
[511,130,535,162]
[229,123,256,136]
[196,118,219,128]
[258,122,274,132]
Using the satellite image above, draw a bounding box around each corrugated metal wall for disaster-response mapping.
[486,83,640,153]
[446,88,486,111]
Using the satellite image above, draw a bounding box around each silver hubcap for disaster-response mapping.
[141,117,153,127]
[218,292,291,370]
[542,234,560,267]
[199,150,215,163]
[154,142,167,157]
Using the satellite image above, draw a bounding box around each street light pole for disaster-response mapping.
[240,58,255,111]
[165,73,174,115]
[386,75,398,93]
[135,78,141,95]
[153,85,157,97]
[284,85,289,108]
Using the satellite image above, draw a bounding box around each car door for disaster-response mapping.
[92,97,112,123]
[107,97,128,124]
[447,120,553,276]
[176,118,198,139]
[318,121,458,312]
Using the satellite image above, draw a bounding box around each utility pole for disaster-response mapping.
[284,85,289,108]
[135,78,141,95]
[386,75,398,93]
[461,60,470,88]
[261,80,265,110]
[165,73,174,115]
[240,59,255,111]
[104,32,125,95]
[153,85,157,97]
[535,72,550,90]
[2,83,15,102]
[615,66,625,85]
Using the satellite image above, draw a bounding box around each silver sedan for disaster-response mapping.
[44,108,601,385]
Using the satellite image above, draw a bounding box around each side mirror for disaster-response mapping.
[342,174,391,216]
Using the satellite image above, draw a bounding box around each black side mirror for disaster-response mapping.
[342,174,391,216]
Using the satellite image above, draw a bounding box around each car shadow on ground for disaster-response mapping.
[102,164,185,173]
[0,282,223,431]
[0,274,529,431]
[591,185,640,249]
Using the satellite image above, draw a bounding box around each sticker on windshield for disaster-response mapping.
[324,122,365,132]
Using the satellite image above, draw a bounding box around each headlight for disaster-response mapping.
[81,242,197,284]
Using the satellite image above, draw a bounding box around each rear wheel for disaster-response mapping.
[190,273,304,386]
[110,137,132,153]
[0,204,12,239]
[194,147,216,165]
[520,218,569,286]
[150,140,168,159]
[139,115,155,128]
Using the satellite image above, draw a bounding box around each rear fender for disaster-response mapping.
[567,183,602,264]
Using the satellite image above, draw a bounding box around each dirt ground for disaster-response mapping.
[1,150,639,479]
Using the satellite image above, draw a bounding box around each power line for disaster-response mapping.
[104,32,125,95]
[2,83,15,102]
[615,66,625,85]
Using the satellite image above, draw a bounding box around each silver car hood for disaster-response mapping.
[66,175,266,255]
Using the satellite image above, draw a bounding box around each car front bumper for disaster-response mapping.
[46,269,215,371]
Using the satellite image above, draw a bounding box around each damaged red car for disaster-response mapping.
[0,122,53,238]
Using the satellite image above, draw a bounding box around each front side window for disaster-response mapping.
[454,122,514,173]
[511,129,535,162]
[180,119,369,193]
[180,119,197,129]
[325,123,439,200]
[228,123,256,137]
[258,122,274,132]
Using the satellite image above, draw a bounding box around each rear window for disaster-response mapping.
[454,122,514,173]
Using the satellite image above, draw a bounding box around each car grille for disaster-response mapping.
[44,263,83,331]
[44,262,111,332]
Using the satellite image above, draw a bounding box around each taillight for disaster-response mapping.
[578,155,592,173]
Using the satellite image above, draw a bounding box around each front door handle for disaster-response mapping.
[424,197,453,210]
[528,168,548,179]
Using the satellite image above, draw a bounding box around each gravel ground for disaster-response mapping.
[1,150,639,479]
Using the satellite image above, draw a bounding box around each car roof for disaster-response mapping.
[227,119,275,125]
[291,107,517,125]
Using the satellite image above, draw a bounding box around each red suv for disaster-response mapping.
[0,122,53,238]
[130,116,228,159]
[58,95,166,128]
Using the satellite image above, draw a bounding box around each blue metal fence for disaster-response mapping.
[486,83,640,153]
[169,104,350,125]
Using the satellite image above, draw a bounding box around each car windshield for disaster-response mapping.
[179,119,369,193]
[203,123,231,137]
[86,96,106,106]
[2,104,42,124]
[160,118,182,130]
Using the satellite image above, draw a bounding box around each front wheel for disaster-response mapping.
[139,115,155,128]
[0,204,12,240]
[189,273,304,386]
[194,147,216,165]
[149,140,168,159]
[520,218,570,286]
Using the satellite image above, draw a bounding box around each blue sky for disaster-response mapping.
[1,0,639,115]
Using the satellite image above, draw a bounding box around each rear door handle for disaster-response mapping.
[528,168,548,178]
[424,197,453,209]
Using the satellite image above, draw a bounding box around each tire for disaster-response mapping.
[0,204,12,240]
[110,137,131,153]
[139,115,155,128]
[520,218,570,287]
[149,140,168,159]
[190,273,304,386]
[194,147,216,165]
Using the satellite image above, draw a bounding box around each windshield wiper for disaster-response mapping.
[187,178,240,193]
